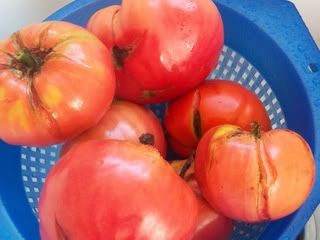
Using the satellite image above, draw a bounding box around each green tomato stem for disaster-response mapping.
[16,51,39,70]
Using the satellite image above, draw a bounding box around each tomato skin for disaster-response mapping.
[87,0,223,103]
[195,125,315,222]
[39,140,198,240]
[170,160,233,240]
[193,197,233,240]
[164,80,271,157]
[0,21,115,146]
[61,100,166,157]
[167,136,194,160]
[87,5,121,48]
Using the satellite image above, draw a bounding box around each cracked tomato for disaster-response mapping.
[39,140,198,240]
[195,124,315,222]
[87,0,223,103]
[164,80,271,157]
[0,21,115,146]
[60,100,166,157]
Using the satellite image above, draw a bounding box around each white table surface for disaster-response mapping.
[0,0,318,47]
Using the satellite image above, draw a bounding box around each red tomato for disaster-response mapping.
[195,124,315,222]
[39,140,198,240]
[87,0,223,103]
[194,197,233,240]
[171,160,233,240]
[168,136,194,159]
[0,21,115,146]
[164,80,271,157]
[61,100,167,157]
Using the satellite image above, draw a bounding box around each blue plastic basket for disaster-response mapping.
[0,0,320,239]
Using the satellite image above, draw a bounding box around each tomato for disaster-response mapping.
[194,197,233,240]
[39,140,198,240]
[168,136,194,160]
[61,100,166,157]
[164,80,271,157]
[195,124,315,222]
[171,159,233,240]
[87,0,223,103]
[0,21,115,146]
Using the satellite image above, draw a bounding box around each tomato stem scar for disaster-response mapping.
[16,51,38,70]
[251,121,262,139]
[139,133,155,146]
[112,45,132,69]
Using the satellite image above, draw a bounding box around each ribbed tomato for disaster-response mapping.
[195,124,315,222]
[87,0,223,103]
[0,21,115,146]
[39,140,198,240]
[164,80,270,157]
[61,100,166,157]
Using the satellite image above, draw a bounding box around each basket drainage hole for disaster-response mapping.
[307,63,319,73]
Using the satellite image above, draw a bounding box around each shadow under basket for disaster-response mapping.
[1,0,320,240]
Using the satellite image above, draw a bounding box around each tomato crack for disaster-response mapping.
[26,79,63,139]
[192,89,202,140]
[256,138,277,221]
[111,8,147,69]
[226,130,243,139]
[37,23,54,49]
[141,87,172,99]
[111,8,120,46]
[55,216,71,240]
[179,153,195,178]
[110,8,131,69]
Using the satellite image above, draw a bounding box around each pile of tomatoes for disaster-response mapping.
[0,0,315,239]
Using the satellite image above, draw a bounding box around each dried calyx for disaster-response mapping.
[139,133,155,146]
[12,48,51,77]
[250,121,262,139]
[112,45,132,69]
[9,32,52,78]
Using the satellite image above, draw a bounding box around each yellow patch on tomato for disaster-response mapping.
[213,124,241,139]
[42,84,62,108]
[0,87,5,101]
[8,100,30,131]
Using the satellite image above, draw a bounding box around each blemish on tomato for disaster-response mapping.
[139,133,155,146]
[141,88,172,99]
[112,45,132,69]
[42,84,62,108]
[0,87,6,101]
[8,100,30,131]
